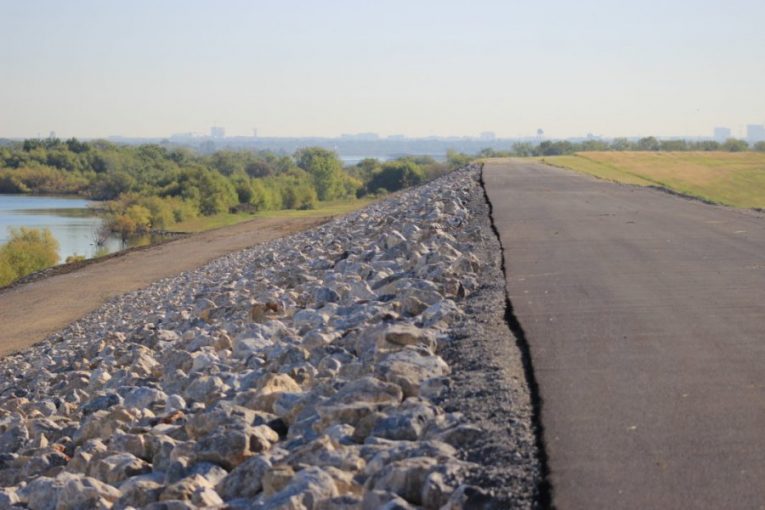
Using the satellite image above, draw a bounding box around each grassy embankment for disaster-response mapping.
[542,151,765,209]
[168,198,376,233]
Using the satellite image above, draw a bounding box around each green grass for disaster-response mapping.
[168,212,257,233]
[542,152,765,209]
[167,198,376,233]
[253,198,376,219]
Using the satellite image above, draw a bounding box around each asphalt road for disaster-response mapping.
[484,160,765,509]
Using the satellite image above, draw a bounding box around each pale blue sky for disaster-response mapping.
[1,0,763,139]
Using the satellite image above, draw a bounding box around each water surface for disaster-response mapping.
[0,194,125,262]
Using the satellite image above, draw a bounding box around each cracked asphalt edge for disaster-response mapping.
[434,164,546,508]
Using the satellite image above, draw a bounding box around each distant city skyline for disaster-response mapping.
[6,125,765,143]
[1,1,763,139]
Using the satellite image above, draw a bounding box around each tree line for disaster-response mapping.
[479,137,765,158]
[0,139,464,239]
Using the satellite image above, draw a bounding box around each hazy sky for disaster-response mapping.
[1,0,764,139]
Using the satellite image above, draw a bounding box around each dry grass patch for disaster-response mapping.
[543,152,765,208]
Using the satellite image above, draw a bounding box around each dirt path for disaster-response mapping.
[0,216,328,356]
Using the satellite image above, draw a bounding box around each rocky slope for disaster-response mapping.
[0,165,540,509]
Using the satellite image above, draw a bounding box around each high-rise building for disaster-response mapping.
[713,127,731,142]
[210,126,225,138]
[746,124,765,143]
[480,131,496,141]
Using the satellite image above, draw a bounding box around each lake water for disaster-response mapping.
[0,194,127,263]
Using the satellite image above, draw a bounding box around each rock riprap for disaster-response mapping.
[0,165,522,509]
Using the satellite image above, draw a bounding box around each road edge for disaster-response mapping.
[479,162,554,509]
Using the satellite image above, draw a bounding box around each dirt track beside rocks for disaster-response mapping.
[0,217,327,356]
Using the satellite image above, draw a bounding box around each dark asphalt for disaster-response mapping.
[484,160,765,509]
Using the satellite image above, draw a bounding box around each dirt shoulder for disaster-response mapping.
[0,216,328,356]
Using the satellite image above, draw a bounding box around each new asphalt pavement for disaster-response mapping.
[484,159,765,509]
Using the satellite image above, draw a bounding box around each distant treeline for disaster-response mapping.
[0,138,466,238]
[480,136,765,158]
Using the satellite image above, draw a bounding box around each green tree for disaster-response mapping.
[90,171,136,200]
[283,183,318,210]
[660,139,689,151]
[580,140,610,151]
[753,141,765,152]
[249,180,273,210]
[446,150,472,169]
[512,142,535,157]
[367,160,426,193]
[693,140,721,151]
[0,173,30,193]
[230,172,255,204]
[537,140,575,156]
[295,147,345,200]
[637,136,660,151]
[198,170,238,214]
[722,138,749,152]
[610,138,633,151]
[210,150,246,176]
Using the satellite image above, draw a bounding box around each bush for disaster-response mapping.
[0,166,86,194]
[722,138,749,152]
[0,227,60,285]
[446,150,473,168]
[110,215,137,242]
[139,196,175,230]
[168,198,198,223]
[231,172,255,204]
[0,173,30,193]
[366,161,425,193]
[125,205,152,232]
[283,183,318,210]
[0,258,15,286]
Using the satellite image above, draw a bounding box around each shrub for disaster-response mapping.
[139,196,175,230]
[722,138,749,152]
[367,161,426,193]
[446,150,473,168]
[125,205,152,232]
[0,173,30,193]
[231,173,255,204]
[283,183,318,210]
[111,215,137,242]
[168,198,198,223]
[0,227,60,285]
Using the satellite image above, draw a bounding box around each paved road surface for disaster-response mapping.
[0,216,327,356]
[484,160,765,509]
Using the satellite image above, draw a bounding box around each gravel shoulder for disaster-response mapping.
[435,166,541,507]
[0,216,328,357]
